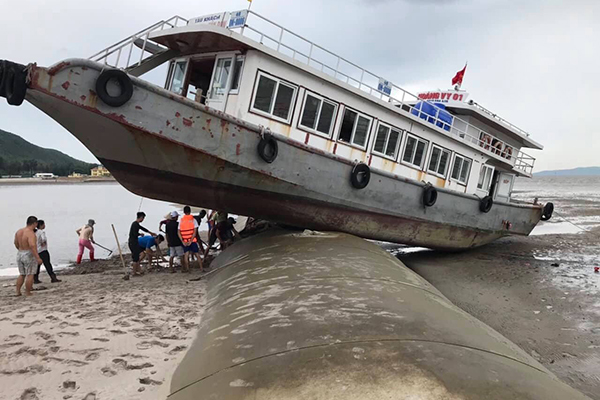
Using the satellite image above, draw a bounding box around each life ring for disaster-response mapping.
[502,146,513,160]
[480,195,493,213]
[95,69,134,107]
[481,134,492,150]
[350,163,370,189]
[541,202,554,221]
[257,136,278,163]
[422,184,437,207]
[3,62,27,106]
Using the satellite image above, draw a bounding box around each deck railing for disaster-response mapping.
[233,11,535,175]
[89,16,189,70]
[89,11,536,176]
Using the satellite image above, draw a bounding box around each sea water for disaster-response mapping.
[1,176,598,275]
[0,182,181,276]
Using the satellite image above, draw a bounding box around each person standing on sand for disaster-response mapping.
[34,220,61,284]
[76,219,96,264]
[165,211,185,273]
[128,212,156,276]
[178,206,203,272]
[13,216,43,296]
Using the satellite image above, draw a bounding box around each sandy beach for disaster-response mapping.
[0,257,206,400]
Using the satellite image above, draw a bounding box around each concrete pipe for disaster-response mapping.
[168,230,590,399]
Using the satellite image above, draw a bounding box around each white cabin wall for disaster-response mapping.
[227,50,495,195]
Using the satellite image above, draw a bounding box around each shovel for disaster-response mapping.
[94,242,114,256]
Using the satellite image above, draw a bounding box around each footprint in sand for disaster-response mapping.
[101,367,117,377]
[111,358,154,370]
[91,338,110,342]
[57,332,80,338]
[136,340,169,350]
[83,392,96,400]
[5,334,24,341]
[85,352,100,361]
[168,345,188,355]
[108,329,127,335]
[19,387,39,400]
[139,377,163,386]
[34,331,53,341]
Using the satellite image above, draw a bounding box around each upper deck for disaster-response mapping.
[89,11,539,177]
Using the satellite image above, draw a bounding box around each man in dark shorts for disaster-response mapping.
[128,212,156,276]
[165,211,185,272]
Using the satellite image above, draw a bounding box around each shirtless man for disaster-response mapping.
[76,219,96,264]
[14,216,43,296]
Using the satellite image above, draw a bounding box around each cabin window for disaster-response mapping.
[373,123,402,159]
[230,57,244,93]
[299,92,338,137]
[251,72,298,123]
[338,108,372,148]
[402,134,428,169]
[170,60,189,95]
[451,154,472,185]
[427,145,451,178]
[477,164,495,191]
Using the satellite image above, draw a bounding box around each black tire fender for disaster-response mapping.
[480,195,493,213]
[257,136,278,163]
[422,185,438,207]
[95,69,134,107]
[541,202,554,221]
[350,163,370,189]
[4,63,27,106]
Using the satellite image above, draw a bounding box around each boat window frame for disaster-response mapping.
[477,164,495,192]
[427,144,451,179]
[371,121,403,161]
[167,58,191,96]
[400,132,429,170]
[249,71,298,124]
[450,153,472,186]
[297,90,339,139]
[229,56,245,95]
[336,106,373,150]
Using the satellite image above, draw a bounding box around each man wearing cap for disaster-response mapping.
[165,211,185,272]
[76,219,96,264]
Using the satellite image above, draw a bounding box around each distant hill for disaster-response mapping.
[0,129,97,176]
[534,167,600,177]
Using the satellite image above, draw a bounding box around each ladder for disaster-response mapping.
[88,16,188,77]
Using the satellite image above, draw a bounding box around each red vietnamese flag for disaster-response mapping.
[452,64,467,86]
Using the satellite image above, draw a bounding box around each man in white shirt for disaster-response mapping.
[34,220,61,283]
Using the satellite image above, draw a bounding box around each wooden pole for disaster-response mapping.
[111,224,128,276]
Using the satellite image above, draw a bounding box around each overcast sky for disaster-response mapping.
[1,0,598,172]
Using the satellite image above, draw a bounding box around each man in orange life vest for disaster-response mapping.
[178,206,203,272]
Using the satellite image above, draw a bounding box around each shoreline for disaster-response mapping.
[0,177,116,186]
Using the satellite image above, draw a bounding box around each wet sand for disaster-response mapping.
[394,226,600,399]
[0,257,207,400]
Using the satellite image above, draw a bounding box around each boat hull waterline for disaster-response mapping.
[23,59,542,250]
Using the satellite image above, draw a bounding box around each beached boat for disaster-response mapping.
[0,10,553,249]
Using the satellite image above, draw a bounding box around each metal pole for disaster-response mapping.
[111,224,128,278]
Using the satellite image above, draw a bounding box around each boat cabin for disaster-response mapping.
[94,11,542,203]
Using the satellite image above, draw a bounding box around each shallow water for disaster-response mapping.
[0,183,181,276]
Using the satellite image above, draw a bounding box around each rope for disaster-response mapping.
[137,196,144,212]
[552,210,588,232]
